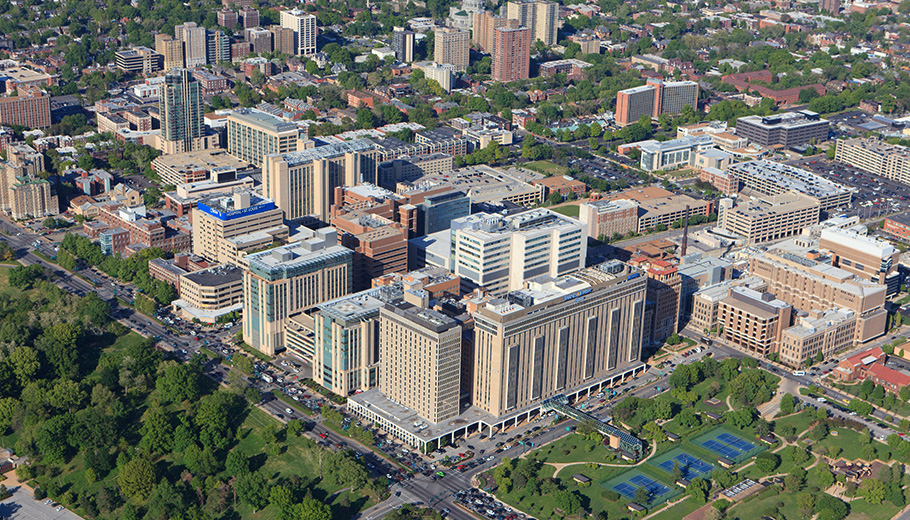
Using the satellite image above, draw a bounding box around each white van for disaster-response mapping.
[793,370,806,376]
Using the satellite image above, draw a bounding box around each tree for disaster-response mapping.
[139,406,173,454]
[236,471,270,511]
[713,469,737,489]
[8,264,44,289]
[798,493,817,515]
[118,458,156,503]
[634,485,650,504]
[780,393,796,415]
[860,478,886,504]
[688,477,711,505]
[155,361,201,402]
[554,489,582,515]
[226,449,250,476]
[754,452,780,473]
[814,464,835,490]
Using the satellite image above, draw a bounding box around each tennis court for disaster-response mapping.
[655,452,714,479]
[692,427,766,463]
[602,470,681,506]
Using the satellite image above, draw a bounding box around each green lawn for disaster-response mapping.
[774,411,816,440]
[533,433,627,465]
[524,160,568,176]
[728,486,802,520]
[647,496,700,520]
[551,204,580,218]
[846,498,901,520]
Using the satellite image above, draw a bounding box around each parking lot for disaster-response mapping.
[787,157,910,218]
[0,485,84,520]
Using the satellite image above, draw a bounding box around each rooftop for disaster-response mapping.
[729,160,851,200]
[738,110,829,129]
[229,107,300,134]
[451,208,580,237]
[272,139,375,167]
[182,264,244,287]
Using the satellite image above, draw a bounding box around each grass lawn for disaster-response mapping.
[846,498,901,520]
[774,411,816,439]
[804,428,869,460]
[524,160,568,176]
[647,496,700,520]
[533,433,626,465]
[551,204,580,218]
[728,486,802,520]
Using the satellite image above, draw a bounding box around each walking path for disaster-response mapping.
[543,442,659,478]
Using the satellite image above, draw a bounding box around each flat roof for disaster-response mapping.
[152,149,249,171]
[228,107,299,133]
[271,139,375,167]
[730,160,851,200]
[181,265,244,287]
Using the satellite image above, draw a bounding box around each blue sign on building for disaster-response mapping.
[197,201,276,221]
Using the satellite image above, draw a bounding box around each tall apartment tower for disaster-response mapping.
[379,302,462,424]
[492,26,531,83]
[159,69,204,148]
[650,79,699,117]
[175,22,207,68]
[240,7,260,29]
[243,230,354,356]
[473,11,517,52]
[820,0,840,13]
[506,0,558,46]
[246,27,273,54]
[155,34,185,71]
[270,26,296,55]
[615,86,656,126]
[217,9,238,28]
[615,79,698,126]
[206,29,231,64]
[434,27,470,72]
[281,9,317,56]
[471,261,647,417]
[391,27,415,63]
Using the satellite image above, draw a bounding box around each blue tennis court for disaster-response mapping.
[702,439,741,459]
[613,474,671,500]
[657,453,713,478]
[718,432,756,452]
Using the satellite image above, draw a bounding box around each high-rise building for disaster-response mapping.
[380,301,463,423]
[615,79,699,126]
[506,0,558,46]
[270,26,296,55]
[226,108,303,168]
[155,34,185,71]
[471,260,647,417]
[281,9,317,56]
[434,27,470,72]
[716,193,820,245]
[262,140,381,222]
[191,189,287,267]
[818,227,900,294]
[115,47,164,75]
[240,7,260,29]
[820,0,840,13]
[632,258,681,345]
[473,11,517,52]
[159,69,204,149]
[0,87,50,129]
[421,62,456,93]
[217,9,238,28]
[717,286,792,358]
[492,26,531,83]
[243,229,354,356]
[615,86,656,127]
[206,29,231,64]
[391,27,415,63]
[246,27,273,54]
[313,284,402,396]
[175,22,207,68]
[332,205,409,291]
[446,208,587,295]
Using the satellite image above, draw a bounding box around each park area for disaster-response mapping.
[489,356,910,520]
[523,160,568,176]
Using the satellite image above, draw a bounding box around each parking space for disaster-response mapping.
[0,485,84,520]
[787,157,910,218]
